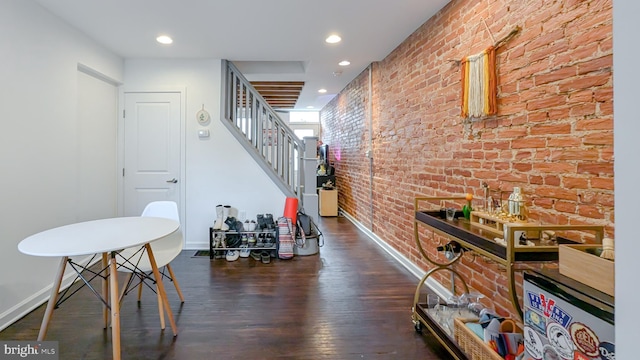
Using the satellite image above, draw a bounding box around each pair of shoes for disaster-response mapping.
[226,250,239,261]
[260,251,271,264]
[256,214,275,230]
[264,214,274,229]
[239,244,250,258]
[244,220,257,232]
[256,233,265,247]
[225,217,244,232]
[264,234,275,248]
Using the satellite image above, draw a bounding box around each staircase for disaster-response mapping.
[220,60,316,211]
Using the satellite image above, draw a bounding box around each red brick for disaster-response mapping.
[555,200,576,213]
[578,204,603,219]
[598,101,613,116]
[567,90,593,104]
[514,163,533,172]
[558,73,611,92]
[577,162,613,176]
[527,96,566,111]
[570,103,596,117]
[562,176,590,189]
[577,55,612,75]
[575,118,612,131]
[547,137,582,147]
[544,175,561,186]
[591,177,614,190]
[535,66,577,86]
[511,138,547,149]
[533,162,576,174]
[582,133,613,146]
[551,148,599,161]
[530,123,572,136]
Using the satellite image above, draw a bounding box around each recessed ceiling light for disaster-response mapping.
[325,34,341,44]
[338,60,351,66]
[318,89,327,93]
[306,106,314,109]
[156,35,173,45]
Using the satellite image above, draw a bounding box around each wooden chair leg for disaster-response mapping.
[102,253,109,329]
[145,243,178,336]
[137,274,144,302]
[156,285,166,330]
[109,253,121,360]
[119,273,133,304]
[166,264,185,303]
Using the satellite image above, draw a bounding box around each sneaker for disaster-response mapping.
[256,233,265,247]
[248,234,256,247]
[264,234,275,248]
[261,251,271,264]
[226,250,240,261]
[250,250,262,261]
[239,245,250,258]
[248,220,257,232]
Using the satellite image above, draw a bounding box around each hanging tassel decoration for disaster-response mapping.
[461,46,497,118]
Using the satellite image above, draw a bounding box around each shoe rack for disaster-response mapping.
[208,228,278,260]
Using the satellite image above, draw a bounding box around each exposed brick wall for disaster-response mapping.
[320,0,613,318]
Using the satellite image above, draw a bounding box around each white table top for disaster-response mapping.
[18,217,180,257]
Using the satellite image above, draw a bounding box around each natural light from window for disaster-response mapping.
[293,129,315,140]
[289,111,319,123]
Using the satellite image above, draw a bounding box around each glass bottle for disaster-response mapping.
[508,187,523,218]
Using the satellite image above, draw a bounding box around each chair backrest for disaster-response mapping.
[141,201,180,222]
[142,201,184,258]
[118,201,183,273]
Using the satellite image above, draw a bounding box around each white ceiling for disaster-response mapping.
[34,0,450,110]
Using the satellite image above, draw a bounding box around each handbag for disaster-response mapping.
[295,210,324,248]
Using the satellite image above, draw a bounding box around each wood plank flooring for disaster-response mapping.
[0,216,451,359]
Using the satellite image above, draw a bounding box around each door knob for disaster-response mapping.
[166,178,178,183]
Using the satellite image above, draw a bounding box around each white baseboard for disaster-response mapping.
[340,210,452,300]
[0,255,101,332]
[184,242,209,250]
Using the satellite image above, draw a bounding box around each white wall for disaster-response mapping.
[0,0,123,329]
[123,59,287,249]
[613,1,638,358]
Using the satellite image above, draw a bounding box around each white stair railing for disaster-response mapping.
[220,60,309,203]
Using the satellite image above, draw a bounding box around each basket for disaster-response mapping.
[453,318,522,360]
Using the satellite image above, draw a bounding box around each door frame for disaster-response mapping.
[117,88,187,232]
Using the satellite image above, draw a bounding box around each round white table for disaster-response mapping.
[19,216,180,360]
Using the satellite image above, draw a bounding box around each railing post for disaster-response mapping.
[302,136,319,221]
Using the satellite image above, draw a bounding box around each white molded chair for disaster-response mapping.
[117,201,184,329]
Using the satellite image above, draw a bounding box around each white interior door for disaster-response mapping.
[123,92,181,216]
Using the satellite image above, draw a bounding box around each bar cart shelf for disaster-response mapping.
[411,196,604,360]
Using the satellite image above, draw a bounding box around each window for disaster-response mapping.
[289,111,319,123]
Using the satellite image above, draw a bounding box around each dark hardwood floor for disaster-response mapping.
[1,216,451,359]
